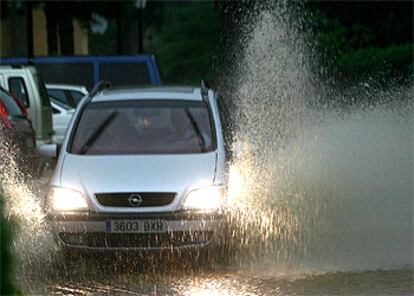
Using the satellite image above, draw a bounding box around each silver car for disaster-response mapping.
[42,82,227,251]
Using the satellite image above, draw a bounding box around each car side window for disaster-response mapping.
[48,89,68,105]
[8,77,30,108]
[52,106,61,114]
[70,91,85,105]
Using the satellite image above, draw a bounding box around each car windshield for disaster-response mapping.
[70,100,215,155]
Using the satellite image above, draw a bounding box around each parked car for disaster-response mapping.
[0,87,38,174]
[50,99,75,144]
[0,65,53,147]
[47,84,88,108]
[40,81,227,252]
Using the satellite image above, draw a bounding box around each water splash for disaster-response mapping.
[0,132,44,227]
[0,128,54,281]
[224,3,413,271]
[0,4,412,292]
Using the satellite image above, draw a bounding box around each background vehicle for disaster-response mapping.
[0,87,38,174]
[41,82,227,252]
[47,84,88,108]
[0,65,53,147]
[0,55,162,90]
[50,99,75,144]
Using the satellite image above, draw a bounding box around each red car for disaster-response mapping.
[0,86,39,176]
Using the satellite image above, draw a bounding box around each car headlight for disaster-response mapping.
[48,187,88,212]
[183,185,226,211]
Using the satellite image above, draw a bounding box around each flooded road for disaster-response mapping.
[19,262,414,295]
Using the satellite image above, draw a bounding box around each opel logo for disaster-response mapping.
[128,194,143,207]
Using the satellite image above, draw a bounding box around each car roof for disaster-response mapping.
[0,65,36,72]
[51,99,73,111]
[92,86,204,102]
[46,84,88,92]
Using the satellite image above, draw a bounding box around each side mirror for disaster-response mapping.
[37,144,60,159]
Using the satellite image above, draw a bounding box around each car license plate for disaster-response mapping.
[106,220,166,233]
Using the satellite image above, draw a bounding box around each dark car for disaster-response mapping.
[0,87,38,175]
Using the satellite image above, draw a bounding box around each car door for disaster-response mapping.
[51,102,74,143]
[0,74,5,88]
[31,72,53,144]
[7,75,35,127]
[0,88,36,154]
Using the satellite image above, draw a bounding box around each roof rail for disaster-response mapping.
[201,80,209,96]
[78,80,111,115]
[201,80,212,107]
[86,80,111,103]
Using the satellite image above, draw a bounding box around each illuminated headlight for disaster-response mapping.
[183,186,226,211]
[48,187,88,212]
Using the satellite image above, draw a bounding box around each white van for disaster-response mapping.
[0,65,53,146]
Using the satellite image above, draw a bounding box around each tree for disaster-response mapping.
[306,1,413,83]
[152,1,220,84]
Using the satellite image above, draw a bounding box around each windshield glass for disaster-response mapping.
[70,100,215,155]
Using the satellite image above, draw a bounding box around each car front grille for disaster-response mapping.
[95,192,176,207]
[59,231,213,249]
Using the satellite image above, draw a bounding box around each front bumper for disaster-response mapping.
[47,211,222,251]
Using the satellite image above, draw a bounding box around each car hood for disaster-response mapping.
[58,152,217,212]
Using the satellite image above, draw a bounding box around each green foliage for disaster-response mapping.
[151,1,412,85]
[0,199,17,296]
[336,44,413,80]
[153,2,219,84]
[307,1,413,48]
[307,4,413,83]
[310,11,351,58]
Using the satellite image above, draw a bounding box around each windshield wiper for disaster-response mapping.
[185,108,206,152]
[78,111,118,154]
